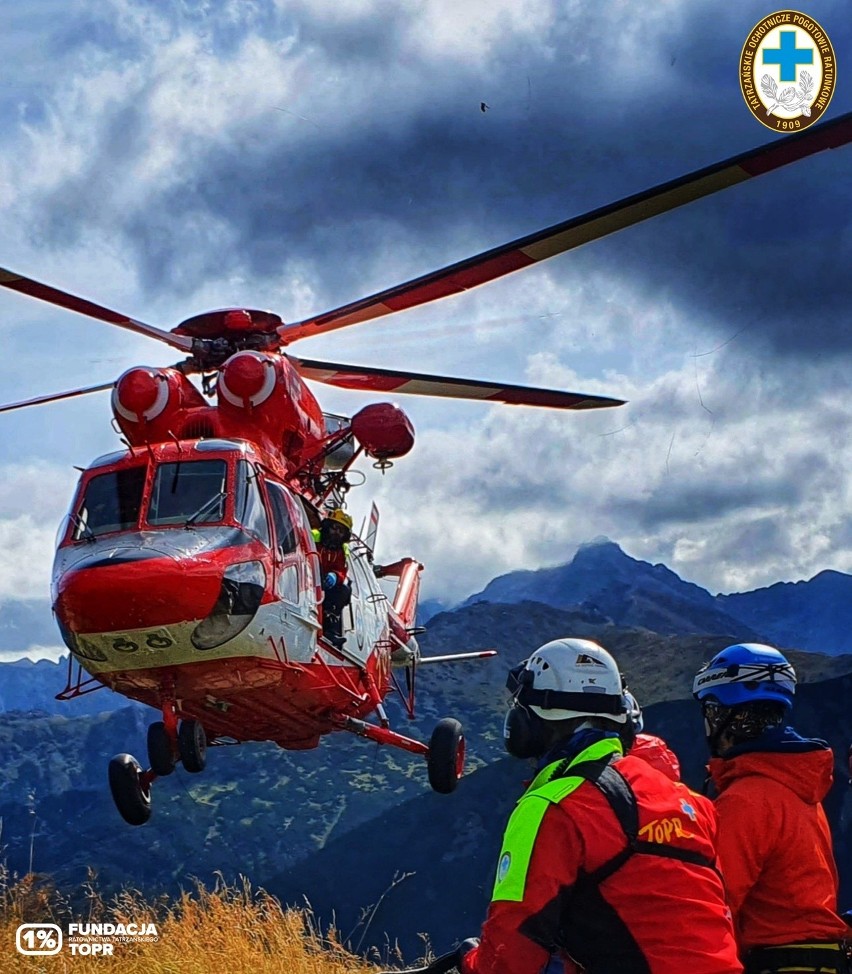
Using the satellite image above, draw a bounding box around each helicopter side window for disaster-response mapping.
[235,460,271,545]
[73,466,147,539]
[266,483,297,555]
[148,460,227,526]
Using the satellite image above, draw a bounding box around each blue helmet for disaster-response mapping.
[692,643,796,711]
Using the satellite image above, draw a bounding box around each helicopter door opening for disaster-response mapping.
[234,460,272,546]
[265,482,299,604]
[71,466,147,541]
[264,481,320,658]
[293,500,322,623]
[343,547,377,655]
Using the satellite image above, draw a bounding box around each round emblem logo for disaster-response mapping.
[497,852,512,883]
[740,11,836,131]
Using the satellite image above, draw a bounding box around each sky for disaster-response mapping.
[0,0,850,643]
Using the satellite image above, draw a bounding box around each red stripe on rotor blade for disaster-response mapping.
[487,388,621,409]
[380,250,536,312]
[739,113,852,176]
[0,382,114,414]
[0,275,128,324]
[0,268,193,352]
[322,373,407,391]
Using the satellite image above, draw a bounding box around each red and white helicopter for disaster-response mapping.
[1,112,849,826]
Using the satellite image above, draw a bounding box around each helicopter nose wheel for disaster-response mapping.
[178,719,207,773]
[427,717,466,794]
[108,753,153,826]
[147,721,177,777]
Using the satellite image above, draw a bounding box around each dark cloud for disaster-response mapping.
[710,516,794,568]
[2,2,850,606]
[612,477,806,530]
[17,1,852,359]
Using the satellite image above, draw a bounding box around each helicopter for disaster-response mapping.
[0,111,849,827]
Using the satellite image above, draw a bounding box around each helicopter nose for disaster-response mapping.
[54,551,224,636]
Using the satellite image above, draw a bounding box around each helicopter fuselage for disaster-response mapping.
[52,437,407,750]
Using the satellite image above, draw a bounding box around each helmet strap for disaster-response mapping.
[707,717,734,757]
[705,700,785,756]
[703,701,736,757]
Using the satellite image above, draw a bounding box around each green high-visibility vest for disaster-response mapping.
[491,737,623,903]
[311,528,350,558]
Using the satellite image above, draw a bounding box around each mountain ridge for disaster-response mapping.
[453,539,852,654]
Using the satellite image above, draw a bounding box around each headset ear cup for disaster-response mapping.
[504,705,548,759]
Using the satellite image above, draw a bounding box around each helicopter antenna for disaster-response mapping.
[364,502,380,553]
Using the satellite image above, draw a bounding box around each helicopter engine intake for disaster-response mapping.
[112,367,207,444]
[217,351,325,466]
[218,351,276,409]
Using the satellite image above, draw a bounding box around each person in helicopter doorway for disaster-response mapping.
[312,508,352,650]
[693,643,850,974]
[454,637,742,974]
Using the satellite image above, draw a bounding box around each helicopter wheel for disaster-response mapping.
[147,721,176,777]
[108,754,152,826]
[178,719,207,773]
[427,718,465,795]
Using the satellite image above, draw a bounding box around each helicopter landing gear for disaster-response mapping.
[335,713,466,794]
[178,719,207,773]
[427,718,465,795]
[147,721,177,777]
[109,714,210,825]
[108,754,153,826]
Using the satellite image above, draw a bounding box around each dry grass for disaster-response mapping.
[1,862,395,974]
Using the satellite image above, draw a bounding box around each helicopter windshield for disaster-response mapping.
[73,466,147,540]
[148,459,227,526]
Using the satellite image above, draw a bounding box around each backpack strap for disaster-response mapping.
[563,758,719,884]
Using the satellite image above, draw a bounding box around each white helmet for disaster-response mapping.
[518,638,628,724]
[624,690,644,734]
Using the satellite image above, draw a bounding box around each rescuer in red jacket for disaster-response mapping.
[623,689,682,782]
[458,637,742,974]
[311,508,352,649]
[693,643,849,974]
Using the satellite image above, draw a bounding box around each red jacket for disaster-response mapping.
[630,733,681,782]
[463,741,741,974]
[311,529,348,584]
[709,743,846,953]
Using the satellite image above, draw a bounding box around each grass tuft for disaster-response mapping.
[2,862,390,973]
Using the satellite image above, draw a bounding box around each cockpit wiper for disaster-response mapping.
[185,491,227,528]
[71,513,97,543]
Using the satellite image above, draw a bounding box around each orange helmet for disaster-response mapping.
[327,508,353,531]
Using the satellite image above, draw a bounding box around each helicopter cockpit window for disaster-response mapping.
[148,460,227,526]
[266,483,297,555]
[235,460,271,545]
[73,466,147,539]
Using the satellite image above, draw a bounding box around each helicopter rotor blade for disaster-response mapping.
[278,111,852,346]
[292,356,625,410]
[0,381,115,414]
[0,268,194,353]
